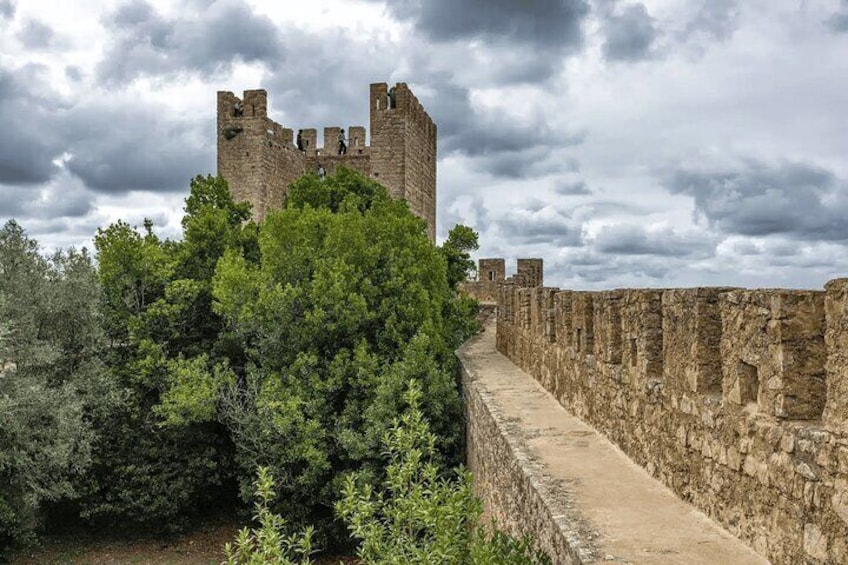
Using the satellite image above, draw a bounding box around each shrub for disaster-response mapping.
[336,382,551,565]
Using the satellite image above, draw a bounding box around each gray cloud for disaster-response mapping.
[17,19,54,49]
[497,205,582,246]
[440,194,490,237]
[664,160,848,241]
[0,60,212,201]
[65,66,83,81]
[261,27,394,132]
[553,180,591,195]
[0,65,63,185]
[62,104,213,194]
[0,173,95,220]
[364,0,589,84]
[592,223,715,257]
[544,249,673,285]
[377,0,589,52]
[97,0,284,85]
[602,3,659,61]
[827,1,848,33]
[0,0,13,19]
[681,0,739,42]
[424,79,584,178]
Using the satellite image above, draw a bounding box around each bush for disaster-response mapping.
[226,382,550,565]
[336,382,551,565]
[223,467,315,565]
[0,221,108,555]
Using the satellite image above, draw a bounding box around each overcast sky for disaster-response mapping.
[1,0,847,289]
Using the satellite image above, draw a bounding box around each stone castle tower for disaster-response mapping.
[216,82,437,240]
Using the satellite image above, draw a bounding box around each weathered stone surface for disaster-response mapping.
[825,279,848,433]
[461,316,768,565]
[217,83,437,240]
[720,290,826,420]
[496,280,848,565]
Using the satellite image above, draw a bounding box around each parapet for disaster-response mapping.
[495,277,848,564]
[217,89,268,119]
[479,258,505,282]
[516,259,543,287]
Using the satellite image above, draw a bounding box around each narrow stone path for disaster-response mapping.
[459,319,770,564]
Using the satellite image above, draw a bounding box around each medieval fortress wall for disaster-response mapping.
[217,82,437,240]
[486,259,848,564]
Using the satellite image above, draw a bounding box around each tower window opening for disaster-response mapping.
[737,360,759,407]
[630,338,638,367]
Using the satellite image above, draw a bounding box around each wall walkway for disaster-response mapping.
[460,317,769,564]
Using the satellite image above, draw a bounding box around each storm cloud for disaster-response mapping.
[827,0,848,33]
[591,223,715,257]
[0,0,13,19]
[375,0,589,52]
[602,3,659,61]
[664,160,848,242]
[97,0,284,84]
[497,205,582,247]
[62,104,213,195]
[0,65,64,185]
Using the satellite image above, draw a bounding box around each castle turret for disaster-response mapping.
[217,83,437,239]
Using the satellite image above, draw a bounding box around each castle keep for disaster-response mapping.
[216,83,437,240]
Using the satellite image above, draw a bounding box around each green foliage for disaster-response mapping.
[336,381,550,565]
[223,467,315,565]
[440,224,479,290]
[81,175,257,528]
[285,167,385,214]
[212,167,477,537]
[0,221,109,554]
[2,167,481,551]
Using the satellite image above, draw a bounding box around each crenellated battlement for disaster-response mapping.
[490,258,848,563]
[217,83,437,239]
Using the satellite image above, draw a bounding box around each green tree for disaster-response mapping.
[336,382,551,565]
[80,175,257,528]
[440,224,479,290]
[210,168,478,540]
[0,221,108,555]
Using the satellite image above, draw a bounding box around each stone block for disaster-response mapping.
[721,290,825,420]
[571,291,594,355]
[825,279,848,432]
[553,291,573,348]
[662,288,726,398]
[621,289,663,391]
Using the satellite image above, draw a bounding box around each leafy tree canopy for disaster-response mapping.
[0,221,108,554]
[209,168,478,538]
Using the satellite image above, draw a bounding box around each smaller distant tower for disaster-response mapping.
[516,259,544,287]
[479,259,506,282]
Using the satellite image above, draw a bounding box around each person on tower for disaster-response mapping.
[338,128,347,155]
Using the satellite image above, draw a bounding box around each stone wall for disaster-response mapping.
[459,258,507,303]
[217,83,437,239]
[495,278,848,564]
[463,365,587,564]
